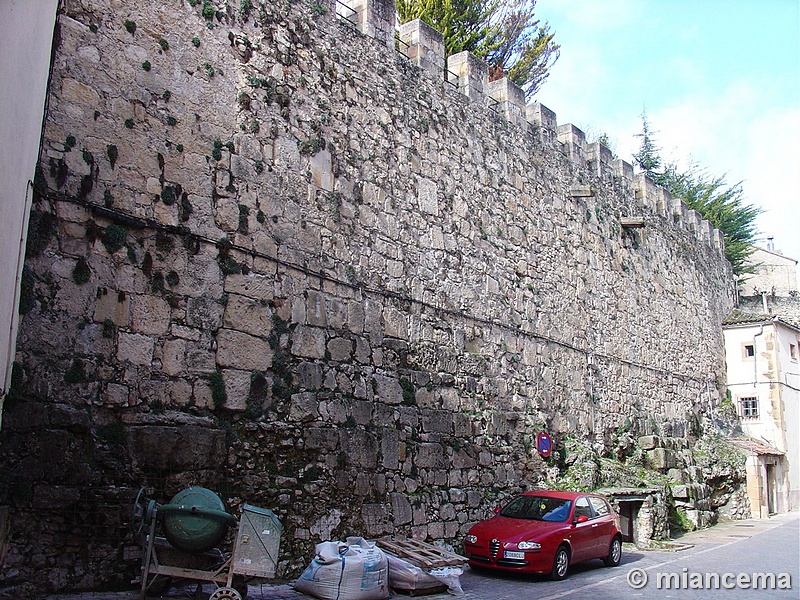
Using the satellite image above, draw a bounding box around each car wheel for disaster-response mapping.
[550,545,570,580]
[604,536,622,567]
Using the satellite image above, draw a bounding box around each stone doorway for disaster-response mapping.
[616,500,643,543]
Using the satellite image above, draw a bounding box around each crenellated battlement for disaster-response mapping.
[338,1,726,257]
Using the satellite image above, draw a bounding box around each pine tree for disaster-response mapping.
[396,0,559,99]
[632,114,761,276]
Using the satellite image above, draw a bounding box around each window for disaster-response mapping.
[588,496,610,517]
[791,343,797,361]
[742,343,755,359]
[574,497,593,520]
[740,397,759,418]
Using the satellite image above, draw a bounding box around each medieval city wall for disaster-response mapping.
[1,0,736,591]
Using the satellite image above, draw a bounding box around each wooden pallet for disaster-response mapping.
[377,537,467,569]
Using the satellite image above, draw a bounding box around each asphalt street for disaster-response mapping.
[49,512,799,600]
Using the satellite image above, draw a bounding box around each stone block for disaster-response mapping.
[309,149,333,191]
[647,447,676,471]
[557,123,586,163]
[373,374,403,405]
[398,19,445,77]
[127,424,227,472]
[94,289,131,327]
[487,78,527,128]
[638,435,661,450]
[216,328,272,371]
[132,295,171,336]
[417,177,438,216]
[223,294,273,337]
[187,348,216,374]
[297,362,324,389]
[104,383,130,406]
[414,443,445,469]
[447,51,488,102]
[391,492,412,525]
[290,392,319,422]
[224,272,274,300]
[421,410,452,434]
[667,468,685,483]
[381,429,400,470]
[291,325,326,359]
[671,484,689,499]
[60,77,100,107]
[221,368,251,411]
[427,521,444,539]
[117,332,154,366]
[305,427,339,451]
[160,339,186,377]
[327,337,354,362]
[452,449,477,469]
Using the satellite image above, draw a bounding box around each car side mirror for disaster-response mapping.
[493,506,501,515]
[575,515,589,524]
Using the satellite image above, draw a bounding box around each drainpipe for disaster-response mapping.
[753,325,765,390]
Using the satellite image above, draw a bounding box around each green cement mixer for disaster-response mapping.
[133,486,282,600]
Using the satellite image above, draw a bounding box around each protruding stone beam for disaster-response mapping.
[621,216,645,228]
[586,142,613,178]
[339,0,395,48]
[526,102,557,144]
[447,51,488,102]
[487,78,526,128]
[398,19,445,79]
[570,185,594,198]
[557,124,586,164]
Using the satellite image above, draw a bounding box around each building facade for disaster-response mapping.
[724,244,800,517]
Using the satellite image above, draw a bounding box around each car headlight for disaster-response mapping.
[465,535,478,544]
[517,541,541,550]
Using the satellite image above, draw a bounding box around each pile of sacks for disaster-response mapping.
[294,537,463,599]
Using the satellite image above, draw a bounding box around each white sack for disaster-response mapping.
[386,554,464,595]
[386,554,443,591]
[294,537,389,600]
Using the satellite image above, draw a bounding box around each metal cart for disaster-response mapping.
[134,487,282,600]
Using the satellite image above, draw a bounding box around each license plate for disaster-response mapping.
[504,551,525,560]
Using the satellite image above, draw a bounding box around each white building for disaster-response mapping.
[723,311,800,516]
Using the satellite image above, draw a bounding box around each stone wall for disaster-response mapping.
[1,0,737,592]
[739,295,800,327]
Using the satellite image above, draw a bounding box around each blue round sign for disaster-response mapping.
[536,432,553,458]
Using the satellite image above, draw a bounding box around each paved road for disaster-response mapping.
[52,512,799,600]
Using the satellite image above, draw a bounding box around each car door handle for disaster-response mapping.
[592,524,599,527]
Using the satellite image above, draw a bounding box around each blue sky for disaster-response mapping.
[534,0,800,265]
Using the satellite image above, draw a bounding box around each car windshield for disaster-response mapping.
[499,496,573,522]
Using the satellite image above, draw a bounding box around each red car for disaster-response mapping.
[463,490,622,580]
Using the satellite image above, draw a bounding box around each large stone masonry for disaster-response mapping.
[0,0,739,593]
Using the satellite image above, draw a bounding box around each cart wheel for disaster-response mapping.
[232,578,248,600]
[208,587,242,600]
[133,487,148,534]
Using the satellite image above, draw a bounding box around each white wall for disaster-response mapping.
[724,320,800,512]
[775,323,800,510]
[724,324,780,447]
[0,0,59,423]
